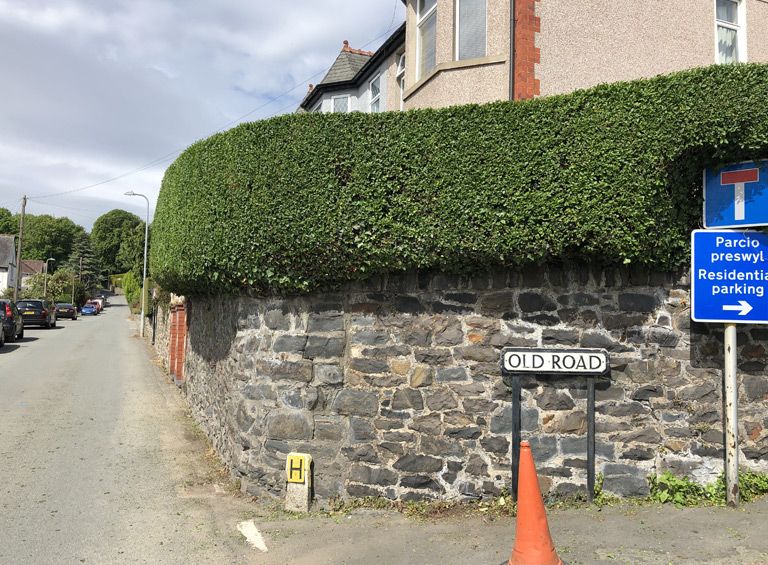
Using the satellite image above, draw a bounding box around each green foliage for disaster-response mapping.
[0,207,15,234]
[116,222,148,280]
[91,209,142,275]
[121,270,141,312]
[152,64,768,295]
[649,471,768,506]
[22,214,85,264]
[64,232,101,293]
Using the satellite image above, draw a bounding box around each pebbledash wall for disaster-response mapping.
[165,264,767,502]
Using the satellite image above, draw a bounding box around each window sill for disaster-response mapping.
[403,54,507,101]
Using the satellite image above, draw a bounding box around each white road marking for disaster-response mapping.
[237,520,268,552]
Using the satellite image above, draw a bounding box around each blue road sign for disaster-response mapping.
[691,230,768,324]
[704,160,768,228]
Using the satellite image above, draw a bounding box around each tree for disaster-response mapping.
[21,268,84,304]
[117,222,149,280]
[23,214,85,264]
[65,232,101,294]
[91,209,142,275]
[0,207,15,234]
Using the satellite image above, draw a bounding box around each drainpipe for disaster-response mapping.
[509,0,515,100]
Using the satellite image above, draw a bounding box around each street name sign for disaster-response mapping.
[691,230,768,324]
[501,348,610,376]
[703,160,768,228]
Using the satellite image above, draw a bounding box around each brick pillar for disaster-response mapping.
[169,307,178,378]
[514,0,540,100]
[175,305,187,382]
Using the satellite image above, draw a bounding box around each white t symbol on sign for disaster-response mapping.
[721,168,759,221]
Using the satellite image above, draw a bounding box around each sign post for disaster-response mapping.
[501,348,610,503]
[692,225,768,507]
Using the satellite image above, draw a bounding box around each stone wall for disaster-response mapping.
[178,265,768,502]
[145,303,171,371]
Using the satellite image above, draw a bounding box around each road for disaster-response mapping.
[0,296,257,564]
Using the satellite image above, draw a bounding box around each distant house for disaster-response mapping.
[299,24,406,114]
[20,259,45,289]
[305,1,768,112]
[0,235,17,295]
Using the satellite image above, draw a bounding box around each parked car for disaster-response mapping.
[0,299,24,342]
[91,297,105,311]
[16,299,57,328]
[85,300,101,313]
[55,303,78,320]
[81,304,98,316]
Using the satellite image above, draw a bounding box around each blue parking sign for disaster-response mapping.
[703,160,768,228]
[691,230,768,324]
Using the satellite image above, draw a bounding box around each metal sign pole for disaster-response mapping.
[510,377,522,501]
[587,377,596,503]
[724,323,740,507]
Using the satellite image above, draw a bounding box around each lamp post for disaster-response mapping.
[43,257,55,299]
[124,191,150,338]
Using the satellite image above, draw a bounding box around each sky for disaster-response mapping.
[0,0,406,230]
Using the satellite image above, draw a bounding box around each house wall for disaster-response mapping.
[748,0,768,62]
[403,0,511,110]
[537,0,768,97]
[175,266,768,503]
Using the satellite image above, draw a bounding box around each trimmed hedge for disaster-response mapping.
[152,64,768,295]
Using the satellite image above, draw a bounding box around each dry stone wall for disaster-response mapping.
[180,265,768,502]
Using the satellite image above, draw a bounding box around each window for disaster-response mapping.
[417,0,437,80]
[332,95,350,113]
[369,74,381,113]
[396,53,406,110]
[715,0,745,64]
[456,0,486,60]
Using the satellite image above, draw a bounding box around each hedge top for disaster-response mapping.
[152,64,768,295]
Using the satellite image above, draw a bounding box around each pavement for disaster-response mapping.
[2,295,766,564]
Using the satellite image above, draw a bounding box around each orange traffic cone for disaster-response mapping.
[509,441,563,565]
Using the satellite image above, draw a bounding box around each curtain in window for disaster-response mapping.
[717,25,738,63]
[419,11,437,79]
[458,0,486,60]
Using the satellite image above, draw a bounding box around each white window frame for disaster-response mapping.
[714,0,747,64]
[331,94,350,113]
[396,53,406,110]
[416,0,438,80]
[455,0,487,61]
[369,74,382,113]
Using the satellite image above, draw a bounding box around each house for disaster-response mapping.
[20,259,45,289]
[300,24,406,113]
[303,0,768,113]
[0,235,17,295]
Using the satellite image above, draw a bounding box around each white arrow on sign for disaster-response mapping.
[722,301,753,316]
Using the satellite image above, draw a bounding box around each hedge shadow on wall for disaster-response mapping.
[152,64,768,296]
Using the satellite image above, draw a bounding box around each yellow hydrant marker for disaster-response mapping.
[285,452,312,512]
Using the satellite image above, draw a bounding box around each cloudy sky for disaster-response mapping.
[0,0,406,229]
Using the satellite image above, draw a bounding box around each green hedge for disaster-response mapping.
[152,64,768,295]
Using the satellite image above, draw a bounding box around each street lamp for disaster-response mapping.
[125,191,150,338]
[42,257,55,299]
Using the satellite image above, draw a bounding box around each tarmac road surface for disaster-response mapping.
[0,296,258,564]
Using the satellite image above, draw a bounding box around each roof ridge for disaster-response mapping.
[341,40,373,57]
